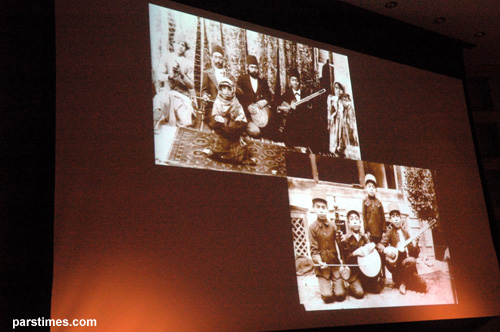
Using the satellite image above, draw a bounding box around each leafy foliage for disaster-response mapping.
[403,168,439,225]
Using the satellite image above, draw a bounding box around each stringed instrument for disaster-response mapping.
[277,88,326,133]
[357,242,382,278]
[248,100,271,128]
[335,232,351,281]
[384,220,437,268]
[332,206,351,281]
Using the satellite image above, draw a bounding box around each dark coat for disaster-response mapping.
[309,218,341,279]
[236,74,272,118]
[236,74,276,138]
[362,196,387,239]
[377,227,426,291]
[201,67,219,101]
[377,227,419,259]
[278,87,315,148]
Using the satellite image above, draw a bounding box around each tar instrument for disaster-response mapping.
[314,263,364,267]
[277,88,326,133]
[248,100,271,128]
[332,229,352,281]
[277,88,326,113]
[194,96,215,103]
[385,220,437,268]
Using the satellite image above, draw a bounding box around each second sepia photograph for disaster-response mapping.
[286,152,457,311]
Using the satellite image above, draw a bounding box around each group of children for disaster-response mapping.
[308,174,427,304]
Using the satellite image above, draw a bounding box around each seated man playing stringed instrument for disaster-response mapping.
[343,210,384,294]
[277,70,325,149]
[235,55,275,139]
[376,203,427,295]
[276,69,301,146]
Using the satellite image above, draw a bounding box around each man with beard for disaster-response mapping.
[201,45,229,123]
[236,55,274,139]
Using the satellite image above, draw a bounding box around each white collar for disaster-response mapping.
[250,76,258,92]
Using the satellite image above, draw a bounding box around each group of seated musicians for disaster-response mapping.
[154,42,326,153]
[200,46,322,149]
[309,189,427,304]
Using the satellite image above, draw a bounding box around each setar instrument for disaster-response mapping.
[384,220,437,268]
[277,88,326,133]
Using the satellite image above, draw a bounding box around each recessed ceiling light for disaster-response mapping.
[434,17,446,24]
[385,1,398,9]
[474,31,485,38]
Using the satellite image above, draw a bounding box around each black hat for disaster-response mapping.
[288,68,301,82]
[211,44,224,56]
[246,55,258,66]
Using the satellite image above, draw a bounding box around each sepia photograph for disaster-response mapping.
[150,4,361,177]
[286,153,457,310]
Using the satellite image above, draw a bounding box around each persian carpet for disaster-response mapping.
[167,127,290,177]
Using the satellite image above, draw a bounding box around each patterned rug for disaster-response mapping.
[167,127,290,177]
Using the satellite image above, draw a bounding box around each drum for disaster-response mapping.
[357,250,382,278]
[248,102,270,128]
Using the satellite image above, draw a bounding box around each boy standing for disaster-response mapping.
[362,174,386,244]
[377,203,427,295]
[308,190,348,303]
